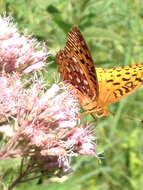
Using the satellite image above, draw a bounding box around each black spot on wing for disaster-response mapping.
[122,86,130,93]
[136,78,143,83]
[80,59,85,64]
[85,54,92,61]
[122,78,130,81]
[113,82,120,85]
[107,79,114,83]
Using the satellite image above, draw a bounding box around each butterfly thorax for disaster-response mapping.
[76,87,109,117]
[82,100,109,118]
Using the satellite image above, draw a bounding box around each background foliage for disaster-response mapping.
[1,0,143,189]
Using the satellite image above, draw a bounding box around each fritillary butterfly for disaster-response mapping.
[56,26,143,117]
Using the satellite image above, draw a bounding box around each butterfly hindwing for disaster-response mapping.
[96,63,143,106]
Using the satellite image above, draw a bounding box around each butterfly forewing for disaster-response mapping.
[57,50,91,97]
[63,26,99,100]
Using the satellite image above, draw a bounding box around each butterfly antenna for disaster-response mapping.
[110,111,143,123]
[123,114,143,123]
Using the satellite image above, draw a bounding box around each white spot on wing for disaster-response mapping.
[83,79,88,86]
[72,57,77,63]
[69,74,72,79]
[70,64,75,71]
[92,94,96,100]
[82,86,86,90]
[76,77,81,83]
[87,88,90,93]
[66,66,71,73]
[59,55,62,59]
[74,65,79,73]
[80,69,84,75]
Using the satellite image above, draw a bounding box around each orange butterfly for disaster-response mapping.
[56,26,143,117]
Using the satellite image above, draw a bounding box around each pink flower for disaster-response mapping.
[18,84,96,174]
[0,81,97,175]
[0,73,23,122]
[0,16,48,74]
[61,125,96,156]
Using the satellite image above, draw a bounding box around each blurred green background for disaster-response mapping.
[1,0,143,189]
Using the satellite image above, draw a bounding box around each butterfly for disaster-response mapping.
[56,26,143,117]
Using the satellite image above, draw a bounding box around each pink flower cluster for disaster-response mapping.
[0,16,97,177]
[0,16,48,74]
[0,80,96,174]
[19,83,96,174]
